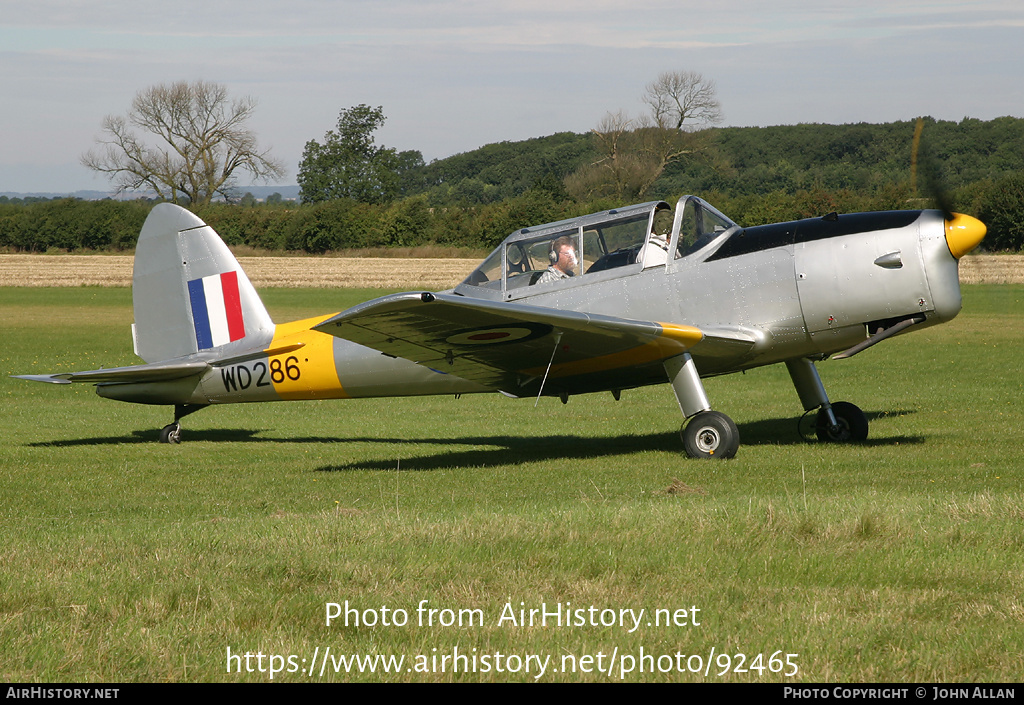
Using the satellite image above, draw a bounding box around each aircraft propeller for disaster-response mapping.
[911,116,954,220]
[912,116,986,259]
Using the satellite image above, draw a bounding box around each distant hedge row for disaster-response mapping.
[196,191,608,253]
[2,178,1023,253]
[0,199,151,252]
[0,192,603,254]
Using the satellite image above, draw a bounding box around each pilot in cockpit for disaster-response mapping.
[535,235,578,284]
[640,209,675,266]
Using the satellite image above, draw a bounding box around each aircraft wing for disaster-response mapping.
[12,360,210,385]
[313,292,759,394]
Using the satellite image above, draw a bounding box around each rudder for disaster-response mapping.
[132,203,274,363]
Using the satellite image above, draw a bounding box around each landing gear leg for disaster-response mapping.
[786,358,868,442]
[665,353,739,459]
[158,404,207,444]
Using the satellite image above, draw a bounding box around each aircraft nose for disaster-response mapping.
[945,213,986,259]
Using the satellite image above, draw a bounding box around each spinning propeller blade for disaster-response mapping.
[911,116,955,220]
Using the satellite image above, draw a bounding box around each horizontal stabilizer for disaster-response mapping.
[12,360,209,385]
[216,342,305,367]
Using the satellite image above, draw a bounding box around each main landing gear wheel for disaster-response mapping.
[681,411,739,459]
[159,422,181,444]
[815,401,868,442]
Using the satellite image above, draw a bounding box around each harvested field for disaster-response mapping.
[0,253,1020,288]
[0,254,479,290]
[957,254,1024,284]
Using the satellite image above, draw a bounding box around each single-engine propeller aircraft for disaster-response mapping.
[15,196,985,458]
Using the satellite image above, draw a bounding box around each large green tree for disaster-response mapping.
[298,105,423,204]
[976,174,1024,251]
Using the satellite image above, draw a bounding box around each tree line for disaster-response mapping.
[4,92,1024,252]
[0,191,596,254]
[5,167,1022,254]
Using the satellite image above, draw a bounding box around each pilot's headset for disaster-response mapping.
[549,237,576,265]
[548,242,561,265]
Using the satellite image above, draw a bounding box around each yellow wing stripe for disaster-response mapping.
[524,322,703,378]
[658,322,705,347]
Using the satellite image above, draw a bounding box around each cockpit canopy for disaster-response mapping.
[457,195,738,299]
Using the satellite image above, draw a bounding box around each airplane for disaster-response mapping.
[13,195,986,459]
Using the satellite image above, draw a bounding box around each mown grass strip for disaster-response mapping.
[0,286,1020,682]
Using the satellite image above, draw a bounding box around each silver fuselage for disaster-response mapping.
[98,201,964,407]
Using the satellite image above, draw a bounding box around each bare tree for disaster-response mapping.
[565,111,651,201]
[82,81,285,207]
[642,70,722,131]
[567,71,722,201]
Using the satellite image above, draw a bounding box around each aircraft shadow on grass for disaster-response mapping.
[29,410,922,468]
[28,428,335,447]
[311,409,923,473]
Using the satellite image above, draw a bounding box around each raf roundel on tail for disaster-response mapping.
[14,195,985,459]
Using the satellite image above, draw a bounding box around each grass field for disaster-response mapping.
[1,285,1021,682]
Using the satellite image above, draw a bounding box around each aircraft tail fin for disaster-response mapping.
[132,203,275,363]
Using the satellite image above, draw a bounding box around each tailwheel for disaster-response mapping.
[158,404,207,444]
[815,401,868,442]
[681,411,739,459]
[159,422,182,444]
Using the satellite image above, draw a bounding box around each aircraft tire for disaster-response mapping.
[160,422,181,444]
[815,401,868,442]
[681,411,739,459]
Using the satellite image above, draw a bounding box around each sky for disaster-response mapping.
[2,0,1023,193]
